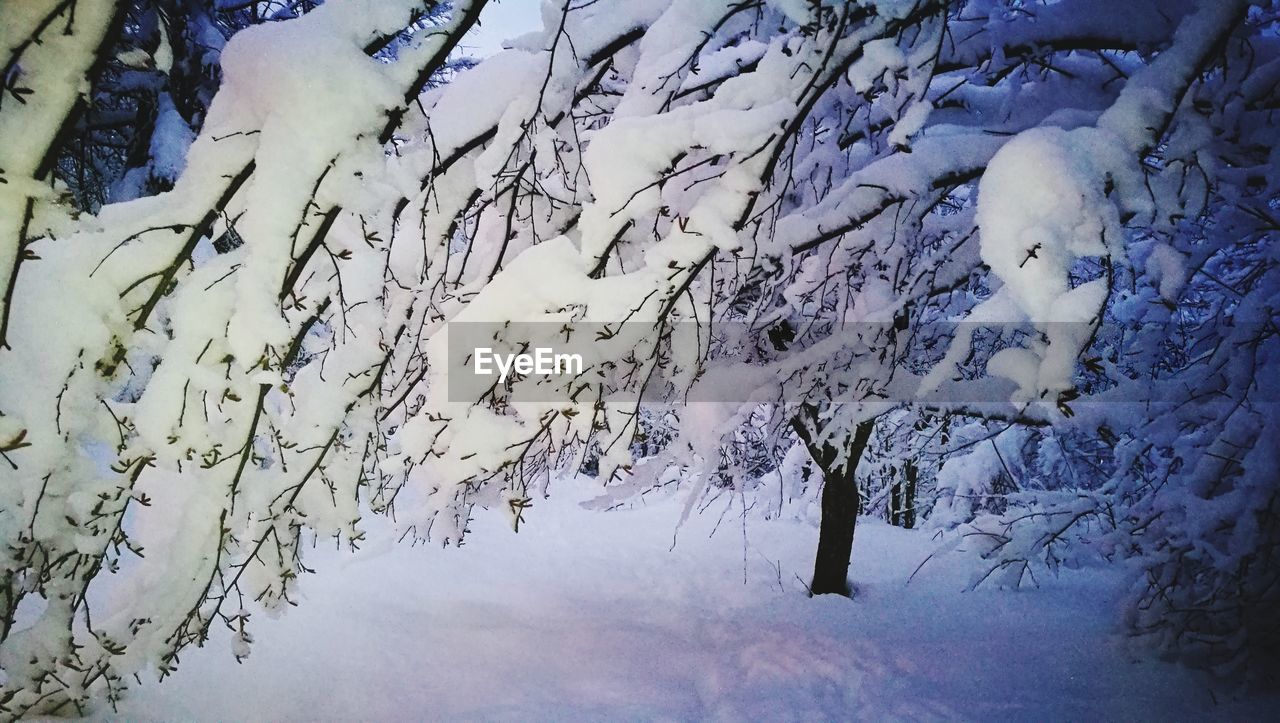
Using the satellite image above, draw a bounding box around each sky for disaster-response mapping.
[462,0,545,56]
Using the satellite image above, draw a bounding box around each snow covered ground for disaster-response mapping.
[71,479,1275,721]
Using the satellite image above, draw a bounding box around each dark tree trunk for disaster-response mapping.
[902,459,918,529]
[889,466,902,527]
[792,408,875,597]
[810,438,862,595]
[889,459,918,529]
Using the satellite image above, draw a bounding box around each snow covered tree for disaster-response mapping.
[1,0,1277,713]
[0,0,483,713]
[911,2,1280,682]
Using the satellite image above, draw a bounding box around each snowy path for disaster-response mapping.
[82,481,1272,721]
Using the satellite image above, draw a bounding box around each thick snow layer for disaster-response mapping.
[62,480,1277,721]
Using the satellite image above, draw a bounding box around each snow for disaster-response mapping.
[848,38,905,94]
[464,0,544,56]
[764,0,815,27]
[0,0,119,343]
[1145,242,1188,303]
[976,127,1119,322]
[972,127,1127,406]
[4,0,1277,712]
[216,1,409,363]
[63,479,1277,721]
[887,101,930,148]
[1097,0,1247,154]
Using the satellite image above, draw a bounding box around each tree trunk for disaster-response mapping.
[903,459,917,529]
[792,409,875,597]
[889,466,902,527]
[889,460,917,528]
[810,444,861,595]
